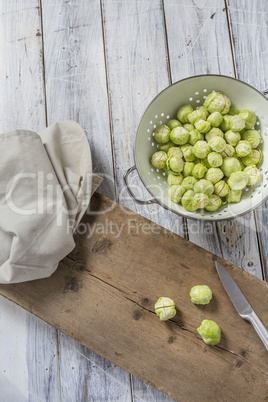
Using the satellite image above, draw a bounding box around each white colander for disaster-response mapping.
[124,75,268,221]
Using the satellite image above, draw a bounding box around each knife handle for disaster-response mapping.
[246,311,268,351]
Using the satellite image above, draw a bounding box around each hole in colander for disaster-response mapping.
[203,89,207,92]
[156,169,159,172]
[153,178,156,181]
[153,125,156,128]
[203,96,207,99]
[196,100,200,103]
[157,176,160,179]
[147,129,150,132]
[256,121,260,125]
[261,116,264,120]
[155,115,158,118]
[195,92,199,95]
[255,111,258,115]
[150,121,153,124]
[264,133,268,136]
[189,97,193,101]
[159,183,162,186]
[163,181,167,184]
[265,171,268,174]
[151,168,154,172]
[148,137,151,140]
[264,184,267,188]
[250,195,253,198]
[148,172,150,175]
[151,142,154,146]
[161,113,164,116]
[162,172,166,176]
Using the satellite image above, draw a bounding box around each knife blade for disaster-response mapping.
[215,261,268,351]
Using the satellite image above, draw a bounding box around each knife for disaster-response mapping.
[215,261,268,351]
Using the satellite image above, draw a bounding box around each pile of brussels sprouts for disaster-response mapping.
[150,91,262,212]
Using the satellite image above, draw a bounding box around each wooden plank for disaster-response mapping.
[226,0,268,279]
[0,193,268,401]
[0,1,60,400]
[163,0,264,279]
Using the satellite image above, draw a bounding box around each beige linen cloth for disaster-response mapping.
[0,120,101,284]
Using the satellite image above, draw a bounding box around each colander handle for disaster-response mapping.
[123,165,158,205]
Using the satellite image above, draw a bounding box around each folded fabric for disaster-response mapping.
[0,121,100,284]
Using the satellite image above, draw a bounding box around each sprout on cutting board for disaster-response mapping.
[239,110,257,129]
[167,172,184,186]
[205,194,222,211]
[154,297,176,321]
[190,285,212,305]
[235,140,252,158]
[154,125,170,144]
[167,119,182,130]
[242,149,262,166]
[192,140,211,159]
[197,319,221,345]
[224,130,241,147]
[227,171,249,191]
[208,136,226,153]
[207,152,223,167]
[220,157,242,177]
[204,92,231,114]
[194,179,214,196]
[170,126,190,145]
[177,104,194,123]
[241,129,261,149]
[168,185,186,203]
[194,119,211,134]
[151,151,167,169]
[243,165,262,186]
[207,112,223,127]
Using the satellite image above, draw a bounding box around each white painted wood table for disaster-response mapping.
[0,0,267,400]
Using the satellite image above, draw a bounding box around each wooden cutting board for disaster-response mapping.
[0,193,268,401]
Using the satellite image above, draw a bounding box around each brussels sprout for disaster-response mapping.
[207,112,223,127]
[167,146,183,159]
[228,171,249,191]
[207,152,223,167]
[225,130,241,146]
[170,126,189,145]
[168,184,186,203]
[183,123,195,131]
[188,129,204,145]
[166,156,184,174]
[197,105,209,118]
[204,92,231,114]
[227,189,242,203]
[193,193,209,209]
[158,140,176,152]
[200,157,211,169]
[205,167,224,184]
[228,107,240,116]
[205,128,224,142]
[194,119,211,134]
[190,285,212,305]
[208,136,226,153]
[239,109,257,129]
[221,144,235,158]
[197,319,221,345]
[192,140,211,159]
[167,173,184,186]
[154,125,170,144]
[231,115,246,132]
[188,109,207,125]
[192,163,208,179]
[214,180,230,197]
[205,194,222,211]
[235,140,252,157]
[181,190,198,211]
[220,115,232,132]
[151,151,167,169]
[177,104,194,123]
[181,144,196,162]
[242,149,262,166]
[221,157,242,177]
[241,129,261,148]
[183,162,195,177]
[194,179,214,196]
[168,119,182,130]
[154,297,176,321]
[243,165,262,185]
[182,176,198,191]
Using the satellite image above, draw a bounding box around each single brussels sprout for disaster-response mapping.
[220,115,232,132]
[241,129,261,148]
[183,162,195,177]
[188,109,207,125]
[166,156,184,174]
[235,140,252,157]
[214,180,230,197]
[208,136,226,153]
[228,107,240,116]
[170,126,189,145]
[151,151,167,169]
[188,129,204,145]
[200,157,211,169]
[154,125,170,144]
[177,104,194,123]
[231,115,246,132]
[239,110,257,129]
[154,297,176,321]
[194,179,214,196]
[183,123,195,131]
[158,140,176,152]
[221,157,242,177]
[205,127,224,142]
[192,140,211,159]
[243,165,262,186]
[181,190,198,211]
[205,167,224,184]
[194,119,211,134]
[197,319,221,345]
[207,152,223,167]
[242,149,262,166]
[227,189,242,203]
[190,285,212,305]
[167,172,184,186]
[204,92,231,114]
[233,154,246,170]
[228,171,249,191]
[207,112,223,127]
[167,119,182,130]
[197,105,209,118]
[182,176,198,191]
[192,163,208,179]
[167,146,183,159]
[193,192,209,209]
[224,130,241,146]
[181,144,196,162]
[221,144,235,158]
[168,184,186,203]
[205,194,222,211]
